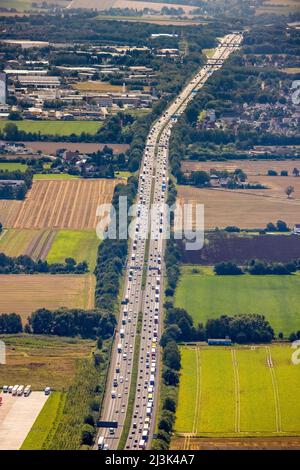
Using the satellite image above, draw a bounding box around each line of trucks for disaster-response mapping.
[1,385,51,396]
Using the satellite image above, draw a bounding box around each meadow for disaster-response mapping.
[46,229,100,271]
[21,392,66,450]
[0,120,102,136]
[175,267,300,335]
[174,344,300,440]
[0,162,28,171]
[33,173,79,180]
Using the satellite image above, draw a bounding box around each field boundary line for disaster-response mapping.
[231,349,241,433]
[192,347,201,435]
[266,346,282,433]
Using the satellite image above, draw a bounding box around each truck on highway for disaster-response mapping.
[117,343,122,353]
[150,375,155,386]
[139,439,146,449]
[120,329,125,338]
[97,436,105,450]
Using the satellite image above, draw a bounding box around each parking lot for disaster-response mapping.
[0,392,49,450]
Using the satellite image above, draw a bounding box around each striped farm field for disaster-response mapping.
[174,344,300,444]
[0,274,95,323]
[0,199,23,227]
[0,228,57,260]
[2,179,119,230]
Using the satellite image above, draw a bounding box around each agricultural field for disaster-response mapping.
[176,185,300,230]
[178,233,300,265]
[0,199,23,227]
[2,179,119,230]
[178,159,300,229]
[73,81,124,92]
[0,274,95,322]
[175,266,300,335]
[46,229,99,271]
[256,0,300,15]
[0,334,95,390]
[174,344,300,444]
[70,0,198,13]
[33,174,79,180]
[0,228,56,260]
[0,162,28,172]
[172,436,300,450]
[0,120,102,136]
[182,159,300,177]
[22,141,130,155]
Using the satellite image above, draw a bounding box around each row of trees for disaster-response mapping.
[0,308,116,339]
[94,177,138,312]
[162,305,275,345]
[0,254,88,274]
[214,259,300,276]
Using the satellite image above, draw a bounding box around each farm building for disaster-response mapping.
[293,224,300,235]
[207,338,232,346]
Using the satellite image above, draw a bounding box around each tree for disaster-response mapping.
[80,424,95,445]
[163,341,181,370]
[162,368,179,386]
[163,397,176,413]
[285,185,294,199]
[276,220,289,232]
[192,170,210,187]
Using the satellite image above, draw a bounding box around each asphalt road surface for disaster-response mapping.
[96,32,243,451]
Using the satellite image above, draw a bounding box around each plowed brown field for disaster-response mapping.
[7,179,119,230]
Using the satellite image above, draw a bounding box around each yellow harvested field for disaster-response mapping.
[0,200,23,227]
[176,185,300,230]
[114,0,197,13]
[73,81,124,92]
[2,179,119,230]
[0,274,95,323]
[182,159,300,177]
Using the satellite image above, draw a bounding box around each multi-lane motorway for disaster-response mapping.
[97,32,243,451]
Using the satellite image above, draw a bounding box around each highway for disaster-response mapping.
[96,32,243,451]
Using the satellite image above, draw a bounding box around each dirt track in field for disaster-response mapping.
[9,179,119,230]
[24,230,57,260]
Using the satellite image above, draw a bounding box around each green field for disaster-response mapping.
[175,267,300,335]
[0,162,28,172]
[175,344,300,437]
[0,120,102,136]
[33,173,79,180]
[46,229,100,271]
[20,392,66,450]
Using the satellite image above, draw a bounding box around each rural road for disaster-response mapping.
[96,32,243,451]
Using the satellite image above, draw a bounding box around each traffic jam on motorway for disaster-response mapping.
[97,33,243,451]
